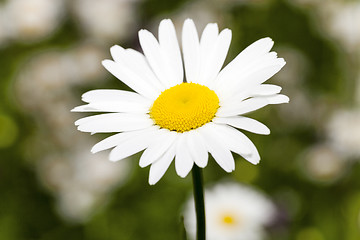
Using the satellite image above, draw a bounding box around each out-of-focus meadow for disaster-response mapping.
[0,0,360,239]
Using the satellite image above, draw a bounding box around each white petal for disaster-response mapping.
[250,84,282,96]
[205,123,260,164]
[197,23,219,84]
[138,30,168,87]
[198,124,235,172]
[186,130,208,168]
[72,105,106,112]
[266,94,290,104]
[139,23,183,89]
[216,93,289,117]
[216,98,268,117]
[158,19,183,85]
[72,101,150,113]
[109,127,159,161]
[216,57,286,99]
[233,131,261,164]
[80,89,150,104]
[213,116,270,135]
[75,113,154,133]
[102,60,159,100]
[205,123,252,155]
[139,129,178,167]
[237,59,286,88]
[175,133,194,178]
[220,37,274,78]
[182,19,200,83]
[202,28,232,86]
[72,90,152,113]
[91,126,159,153]
[148,143,176,185]
[110,46,165,92]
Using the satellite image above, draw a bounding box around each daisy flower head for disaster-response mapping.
[72,19,288,185]
[183,183,276,240]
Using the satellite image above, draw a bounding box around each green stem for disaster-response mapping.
[191,165,206,240]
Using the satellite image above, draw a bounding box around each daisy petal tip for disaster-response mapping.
[90,146,99,154]
[261,37,273,44]
[178,170,191,178]
[101,59,113,68]
[184,18,194,24]
[138,29,150,37]
[110,45,123,56]
[70,107,78,112]
[258,37,274,50]
[110,44,122,51]
[160,18,173,25]
[221,28,232,35]
[220,165,233,173]
[279,58,286,66]
[108,154,119,162]
[209,22,219,29]
[138,161,147,168]
[148,177,159,185]
[196,163,207,168]
[76,124,87,131]
[281,95,290,103]
[252,158,261,165]
[262,126,271,135]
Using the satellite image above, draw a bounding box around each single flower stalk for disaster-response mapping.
[72,19,288,184]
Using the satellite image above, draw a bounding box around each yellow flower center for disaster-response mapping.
[223,215,235,225]
[220,213,240,226]
[150,83,219,132]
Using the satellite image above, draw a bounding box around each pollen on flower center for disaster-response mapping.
[150,83,219,132]
[221,213,240,226]
[223,215,235,225]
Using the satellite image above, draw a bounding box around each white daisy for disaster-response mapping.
[326,109,360,158]
[183,183,276,240]
[72,19,288,185]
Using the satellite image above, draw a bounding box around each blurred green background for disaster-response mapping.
[1,0,360,239]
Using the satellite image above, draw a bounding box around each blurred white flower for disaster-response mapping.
[16,43,106,112]
[38,146,130,222]
[63,43,107,85]
[184,183,276,240]
[275,47,312,126]
[57,186,98,222]
[275,47,308,88]
[15,42,126,223]
[16,51,70,111]
[325,2,360,51]
[300,143,347,183]
[3,0,64,42]
[326,109,360,159]
[71,0,140,42]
